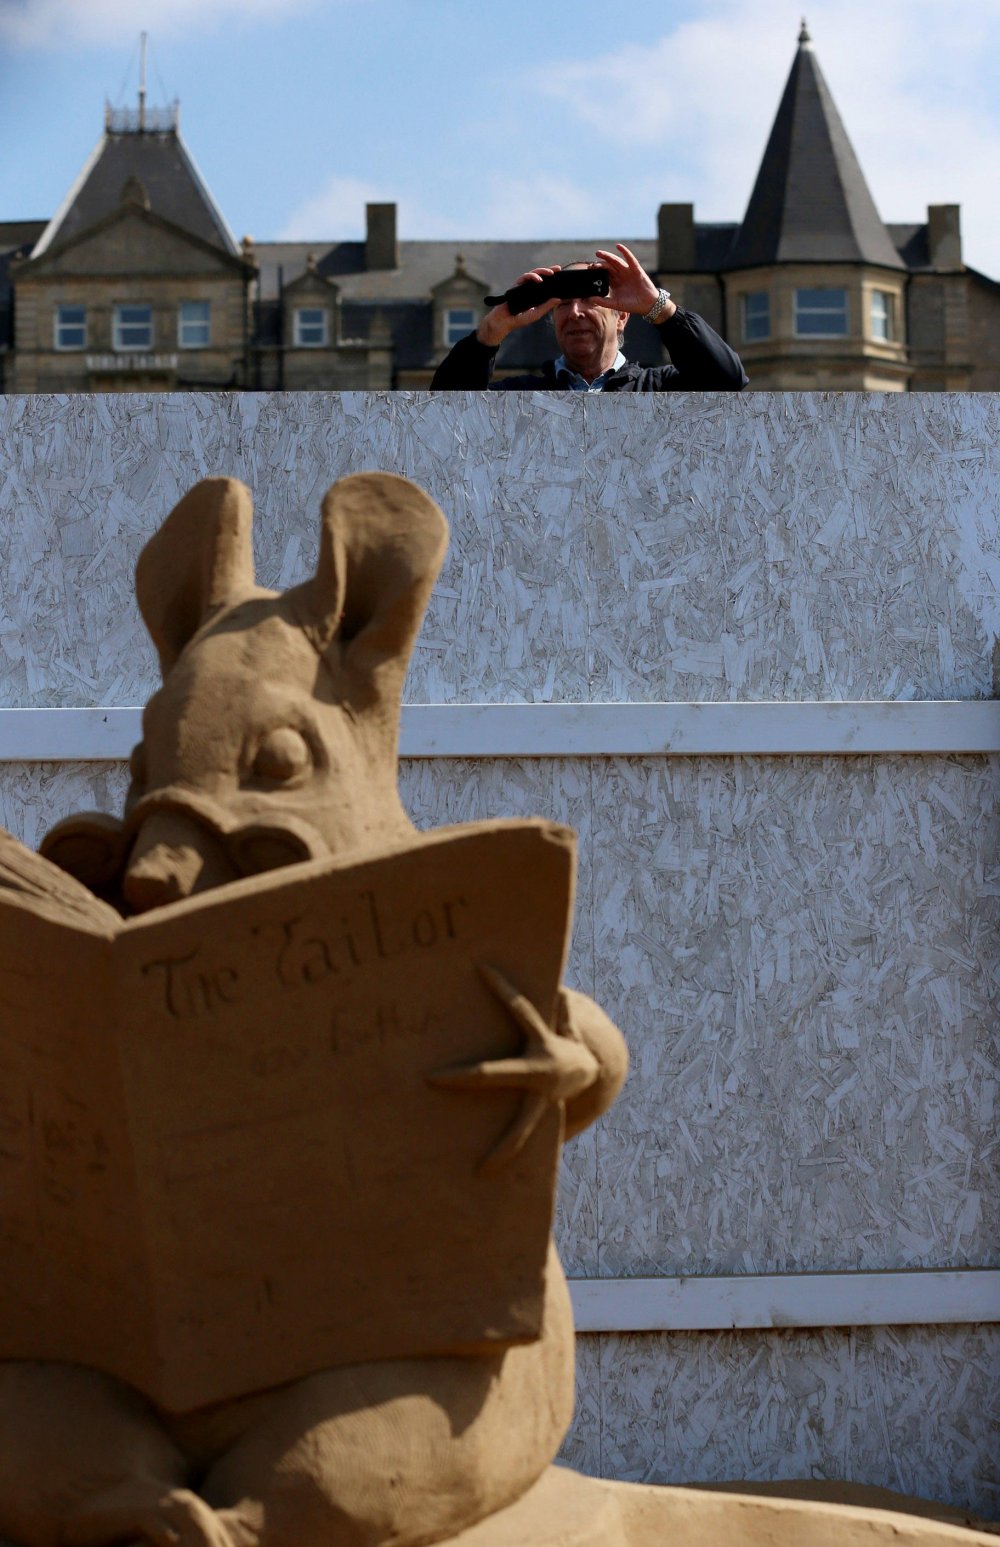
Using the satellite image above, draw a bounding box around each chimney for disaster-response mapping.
[366,203,398,270]
[657,204,696,273]
[927,205,962,271]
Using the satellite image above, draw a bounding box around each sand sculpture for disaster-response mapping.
[0,474,992,1547]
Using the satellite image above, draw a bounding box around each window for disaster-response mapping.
[870,290,895,342]
[178,300,210,349]
[54,304,86,350]
[444,307,476,346]
[113,303,153,351]
[294,307,328,347]
[741,291,770,342]
[794,288,848,337]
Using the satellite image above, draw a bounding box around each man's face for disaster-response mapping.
[552,265,629,373]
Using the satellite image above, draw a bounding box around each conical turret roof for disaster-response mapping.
[725,22,903,271]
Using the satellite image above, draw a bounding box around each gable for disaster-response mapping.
[24,209,243,280]
[32,128,238,260]
[284,269,339,300]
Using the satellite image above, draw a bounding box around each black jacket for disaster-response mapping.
[431,307,748,391]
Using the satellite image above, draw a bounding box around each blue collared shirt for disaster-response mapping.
[554,350,627,392]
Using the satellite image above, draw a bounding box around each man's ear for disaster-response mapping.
[136,478,256,675]
[288,472,448,692]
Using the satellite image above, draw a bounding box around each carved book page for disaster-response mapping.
[0,820,573,1410]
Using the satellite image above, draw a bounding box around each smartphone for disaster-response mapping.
[484,268,611,316]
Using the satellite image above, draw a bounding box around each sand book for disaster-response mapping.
[0,819,573,1411]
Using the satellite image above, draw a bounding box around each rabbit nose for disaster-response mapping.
[123,810,234,913]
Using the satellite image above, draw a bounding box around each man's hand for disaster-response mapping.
[476,266,563,348]
[593,243,676,321]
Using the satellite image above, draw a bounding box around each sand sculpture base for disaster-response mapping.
[445,1467,998,1546]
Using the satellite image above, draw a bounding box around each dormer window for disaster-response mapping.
[444,307,476,347]
[54,304,86,350]
[114,303,153,351]
[294,308,328,347]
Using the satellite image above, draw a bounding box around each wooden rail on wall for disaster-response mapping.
[569,1270,1000,1333]
[1,701,999,761]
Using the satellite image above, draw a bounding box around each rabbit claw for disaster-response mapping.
[428,963,599,1172]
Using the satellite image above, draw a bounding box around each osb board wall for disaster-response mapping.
[0,394,997,1516]
[565,1325,999,1507]
[0,392,998,708]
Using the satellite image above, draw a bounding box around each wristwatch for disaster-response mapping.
[642,289,672,324]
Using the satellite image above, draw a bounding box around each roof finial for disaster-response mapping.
[798,17,812,46]
[138,31,147,131]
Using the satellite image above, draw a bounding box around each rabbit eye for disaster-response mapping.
[252,727,312,783]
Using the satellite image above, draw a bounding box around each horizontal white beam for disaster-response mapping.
[0,701,997,764]
[0,708,140,761]
[402,701,1000,757]
[568,1269,1000,1333]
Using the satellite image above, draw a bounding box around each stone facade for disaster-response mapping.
[706,261,910,392]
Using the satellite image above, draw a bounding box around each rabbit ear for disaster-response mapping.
[288,472,448,691]
[136,478,256,675]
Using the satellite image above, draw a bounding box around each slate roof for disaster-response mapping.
[725,25,904,271]
[887,224,931,271]
[695,225,740,271]
[30,125,239,259]
[252,239,658,302]
[252,239,666,371]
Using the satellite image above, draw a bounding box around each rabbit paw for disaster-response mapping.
[428,964,599,1172]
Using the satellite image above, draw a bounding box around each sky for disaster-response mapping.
[1,0,998,278]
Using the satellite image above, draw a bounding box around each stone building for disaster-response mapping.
[1,101,255,395]
[2,23,998,393]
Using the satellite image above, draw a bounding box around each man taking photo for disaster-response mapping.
[431,243,747,392]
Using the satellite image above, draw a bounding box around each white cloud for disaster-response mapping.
[278,175,386,240]
[280,168,609,244]
[534,0,1000,277]
[280,173,468,242]
[0,0,329,48]
[477,173,605,238]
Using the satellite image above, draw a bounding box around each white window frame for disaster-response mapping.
[870,290,895,343]
[443,306,477,347]
[178,299,211,350]
[294,307,328,347]
[793,288,848,338]
[113,302,153,352]
[741,291,770,343]
[54,304,87,351]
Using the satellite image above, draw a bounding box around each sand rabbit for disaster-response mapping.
[0,473,626,1547]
